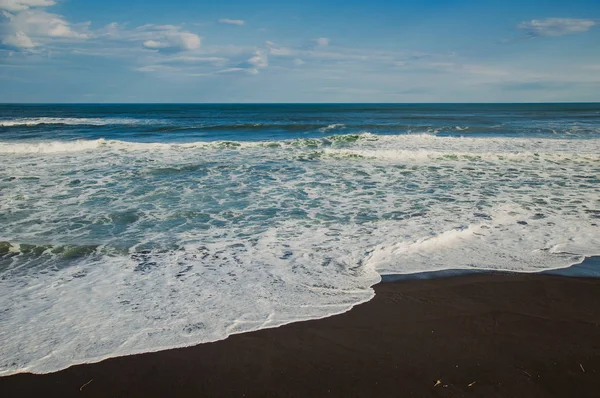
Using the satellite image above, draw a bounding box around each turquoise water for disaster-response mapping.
[1,103,599,375]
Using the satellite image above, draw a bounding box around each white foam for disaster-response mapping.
[0,226,380,375]
[1,132,599,375]
[0,139,258,153]
[367,210,597,276]
[2,132,599,156]
[0,139,108,153]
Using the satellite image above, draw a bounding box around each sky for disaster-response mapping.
[0,0,599,102]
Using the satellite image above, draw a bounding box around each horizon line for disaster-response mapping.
[1,101,599,105]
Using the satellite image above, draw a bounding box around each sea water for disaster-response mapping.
[1,103,599,375]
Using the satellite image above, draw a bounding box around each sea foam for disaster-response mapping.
[1,132,599,375]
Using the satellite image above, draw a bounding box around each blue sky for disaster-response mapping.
[0,0,599,102]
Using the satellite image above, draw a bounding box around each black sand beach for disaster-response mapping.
[2,266,600,398]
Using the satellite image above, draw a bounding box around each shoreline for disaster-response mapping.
[2,257,598,379]
[380,255,600,282]
[1,259,599,397]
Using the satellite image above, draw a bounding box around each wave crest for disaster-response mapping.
[0,117,160,127]
[1,133,599,159]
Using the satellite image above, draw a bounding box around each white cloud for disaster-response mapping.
[1,2,89,49]
[247,49,267,68]
[140,34,200,52]
[314,37,330,47]
[2,30,34,47]
[265,40,293,56]
[203,67,246,75]
[293,58,305,65]
[8,9,89,38]
[165,31,200,50]
[218,67,244,73]
[269,46,292,55]
[218,18,244,26]
[219,49,269,75]
[111,24,201,52]
[138,24,181,32]
[135,65,168,73]
[163,56,227,66]
[100,21,119,37]
[0,0,55,12]
[142,39,164,49]
[1,2,202,53]
[518,18,597,37]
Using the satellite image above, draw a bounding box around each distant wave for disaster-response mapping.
[0,139,110,153]
[0,133,375,153]
[4,119,594,138]
[0,117,162,127]
[2,132,599,156]
[153,123,347,132]
[0,118,500,133]
[318,124,346,133]
[0,119,438,133]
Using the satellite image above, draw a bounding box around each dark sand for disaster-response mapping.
[2,271,600,397]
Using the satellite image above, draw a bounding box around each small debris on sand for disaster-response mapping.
[80,379,93,391]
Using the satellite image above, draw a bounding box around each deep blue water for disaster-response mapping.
[1,103,599,142]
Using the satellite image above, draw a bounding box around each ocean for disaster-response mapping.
[1,103,599,375]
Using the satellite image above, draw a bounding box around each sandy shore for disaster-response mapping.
[1,269,600,397]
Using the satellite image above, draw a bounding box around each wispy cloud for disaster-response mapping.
[95,23,203,54]
[141,31,201,52]
[218,18,245,26]
[162,56,227,65]
[314,37,330,47]
[517,18,597,38]
[2,30,35,48]
[234,49,267,74]
[0,0,56,12]
[265,41,292,55]
[413,61,510,77]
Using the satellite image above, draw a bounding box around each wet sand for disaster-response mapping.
[1,270,600,397]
